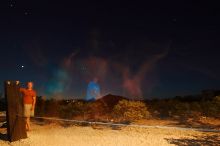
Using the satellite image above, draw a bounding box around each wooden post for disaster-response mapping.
[4,81,27,142]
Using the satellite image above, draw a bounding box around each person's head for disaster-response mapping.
[26,82,34,90]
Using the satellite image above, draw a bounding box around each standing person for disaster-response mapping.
[85,77,101,101]
[20,82,37,131]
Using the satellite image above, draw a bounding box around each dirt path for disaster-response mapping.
[0,122,219,146]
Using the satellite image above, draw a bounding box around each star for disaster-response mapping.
[24,9,31,16]
[9,0,16,8]
[172,18,177,22]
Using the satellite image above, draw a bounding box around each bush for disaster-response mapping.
[173,102,190,116]
[213,96,220,105]
[59,101,87,119]
[86,102,106,115]
[190,102,202,112]
[44,98,60,117]
[200,100,220,117]
[59,100,112,120]
[35,96,46,116]
[113,100,150,121]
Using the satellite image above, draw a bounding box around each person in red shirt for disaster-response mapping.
[20,82,37,131]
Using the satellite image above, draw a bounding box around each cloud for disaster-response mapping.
[44,51,78,98]
[121,51,169,98]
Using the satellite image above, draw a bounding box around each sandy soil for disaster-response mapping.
[0,121,219,146]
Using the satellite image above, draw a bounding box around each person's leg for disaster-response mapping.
[27,117,30,130]
[25,117,31,131]
[25,118,28,130]
[24,104,31,131]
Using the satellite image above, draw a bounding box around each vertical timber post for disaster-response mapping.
[5,81,27,142]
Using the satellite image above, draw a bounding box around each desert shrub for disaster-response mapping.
[152,99,182,117]
[200,100,220,117]
[173,102,190,116]
[86,102,101,114]
[59,101,87,119]
[213,96,220,105]
[152,99,180,117]
[59,100,113,120]
[44,98,60,117]
[190,102,202,112]
[153,99,188,117]
[113,100,150,121]
[83,101,109,120]
[35,96,46,116]
[188,102,203,117]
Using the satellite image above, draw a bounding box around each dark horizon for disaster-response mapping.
[1,1,220,99]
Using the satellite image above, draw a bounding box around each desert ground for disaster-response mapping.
[0,119,219,146]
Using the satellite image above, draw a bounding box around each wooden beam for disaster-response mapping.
[5,81,27,142]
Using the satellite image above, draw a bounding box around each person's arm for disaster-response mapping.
[20,87,24,92]
[32,96,36,110]
[31,91,36,110]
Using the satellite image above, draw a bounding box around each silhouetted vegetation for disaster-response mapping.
[33,90,220,123]
[166,134,220,146]
[1,90,219,123]
[113,100,150,120]
[147,90,220,119]
[0,98,6,111]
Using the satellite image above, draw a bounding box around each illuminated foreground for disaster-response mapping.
[0,122,219,146]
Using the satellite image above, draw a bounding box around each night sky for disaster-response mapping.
[1,1,220,99]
